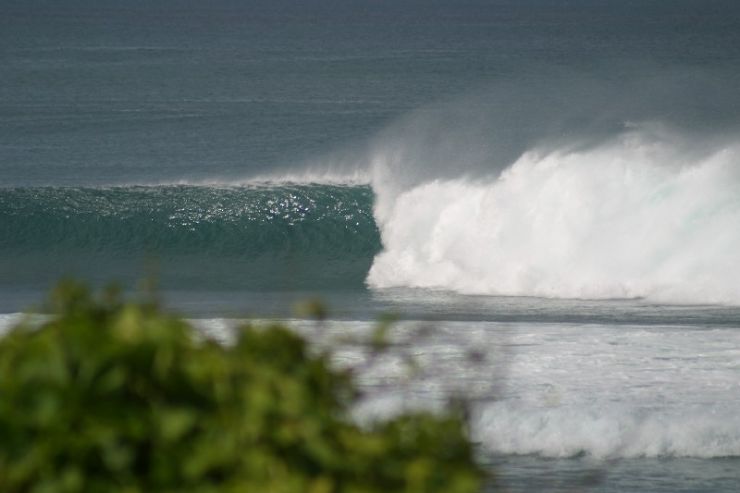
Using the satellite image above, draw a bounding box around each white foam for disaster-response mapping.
[162,170,371,188]
[0,313,24,335]
[243,167,371,186]
[111,165,371,188]
[475,403,740,459]
[368,130,740,304]
[324,319,740,459]
[0,313,51,336]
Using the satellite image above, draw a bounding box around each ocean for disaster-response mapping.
[2,1,740,490]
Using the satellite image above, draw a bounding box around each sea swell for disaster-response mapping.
[5,129,740,304]
[5,68,740,303]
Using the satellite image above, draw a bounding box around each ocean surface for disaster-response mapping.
[2,1,740,491]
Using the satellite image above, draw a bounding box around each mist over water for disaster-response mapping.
[316,68,737,304]
[367,130,740,303]
[4,65,740,304]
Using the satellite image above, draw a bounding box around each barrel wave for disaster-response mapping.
[5,68,740,304]
[0,185,380,290]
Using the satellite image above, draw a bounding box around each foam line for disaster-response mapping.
[475,402,740,459]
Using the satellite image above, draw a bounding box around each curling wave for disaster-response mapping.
[0,184,380,289]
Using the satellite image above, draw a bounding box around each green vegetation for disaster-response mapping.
[0,281,483,493]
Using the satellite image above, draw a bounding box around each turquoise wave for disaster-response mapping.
[0,185,381,290]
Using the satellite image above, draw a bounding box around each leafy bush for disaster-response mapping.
[0,281,483,493]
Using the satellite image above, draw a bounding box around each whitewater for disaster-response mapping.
[3,2,740,491]
[367,128,740,304]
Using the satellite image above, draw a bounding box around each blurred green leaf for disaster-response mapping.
[0,281,483,493]
[293,299,328,321]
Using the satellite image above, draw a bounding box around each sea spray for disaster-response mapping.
[367,129,740,303]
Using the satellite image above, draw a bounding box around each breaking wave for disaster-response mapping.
[366,128,740,304]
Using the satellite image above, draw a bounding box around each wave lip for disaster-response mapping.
[367,131,740,305]
[162,168,372,188]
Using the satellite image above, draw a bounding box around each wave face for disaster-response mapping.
[0,185,380,290]
[366,128,740,304]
